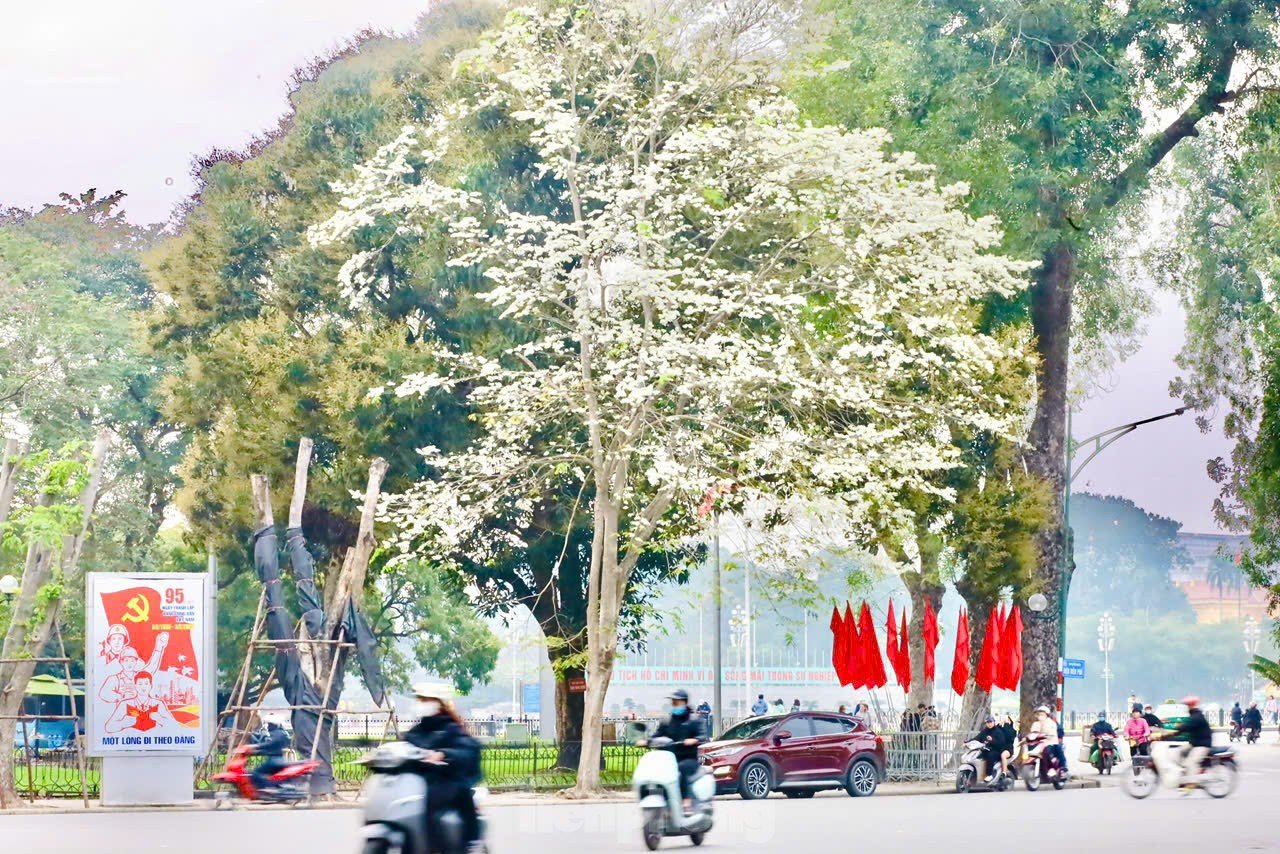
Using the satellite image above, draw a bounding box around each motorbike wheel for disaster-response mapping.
[1203,762,1238,799]
[955,768,975,794]
[690,832,705,847]
[1052,776,1067,791]
[643,811,663,851]
[1123,767,1157,800]
[1020,765,1040,791]
[1101,753,1114,775]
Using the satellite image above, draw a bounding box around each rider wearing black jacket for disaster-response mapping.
[974,716,1012,781]
[407,685,482,850]
[1243,703,1264,733]
[652,689,705,799]
[249,721,291,792]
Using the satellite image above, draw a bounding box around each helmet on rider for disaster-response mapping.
[1181,695,1200,709]
[667,689,690,716]
[1097,711,1107,720]
[1034,705,1051,716]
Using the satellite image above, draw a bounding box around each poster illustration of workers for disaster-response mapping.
[86,574,208,756]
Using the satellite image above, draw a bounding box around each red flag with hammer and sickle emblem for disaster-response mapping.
[99,586,199,681]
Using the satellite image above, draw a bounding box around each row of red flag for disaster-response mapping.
[829,601,1023,694]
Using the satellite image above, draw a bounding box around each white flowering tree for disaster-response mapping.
[311,1,1032,792]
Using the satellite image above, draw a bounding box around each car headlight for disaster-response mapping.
[703,747,740,760]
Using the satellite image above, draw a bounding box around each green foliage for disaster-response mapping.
[1065,614,1272,708]
[946,435,1053,603]
[1067,493,1192,616]
[1248,654,1280,688]
[366,560,499,695]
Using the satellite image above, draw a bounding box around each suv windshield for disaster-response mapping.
[719,717,782,741]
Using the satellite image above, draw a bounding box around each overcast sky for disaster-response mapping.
[0,1,1235,533]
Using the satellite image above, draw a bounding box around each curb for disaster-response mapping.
[0,778,1103,816]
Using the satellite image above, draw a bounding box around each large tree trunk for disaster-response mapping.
[0,431,110,807]
[904,569,944,710]
[548,642,587,769]
[1020,241,1077,727]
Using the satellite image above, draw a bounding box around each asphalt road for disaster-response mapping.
[6,740,1280,854]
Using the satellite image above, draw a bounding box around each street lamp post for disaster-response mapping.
[1053,406,1187,716]
[1097,612,1115,718]
[1244,616,1262,701]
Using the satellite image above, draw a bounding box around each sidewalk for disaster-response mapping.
[0,776,1102,816]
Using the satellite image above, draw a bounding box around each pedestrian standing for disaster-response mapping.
[1265,695,1278,726]
[751,694,768,717]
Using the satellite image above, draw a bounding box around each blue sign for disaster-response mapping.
[1063,658,1086,679]
[521,683,541,714]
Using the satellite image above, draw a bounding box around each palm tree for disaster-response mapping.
[1206,556,1246,620]
[1249,655,1280,688]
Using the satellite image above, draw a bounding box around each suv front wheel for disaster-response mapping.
[738,760,773,800]
[845,758,878,797]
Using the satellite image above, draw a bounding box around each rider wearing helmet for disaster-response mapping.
[651,689,705,803]
[406,683,481,850]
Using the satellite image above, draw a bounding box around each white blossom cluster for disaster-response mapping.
[311,2,1034,617]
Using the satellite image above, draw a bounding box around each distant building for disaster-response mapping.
[1173,532,1273,624]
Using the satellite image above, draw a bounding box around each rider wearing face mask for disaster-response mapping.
[406,683,481,851]
[652,689,705,805]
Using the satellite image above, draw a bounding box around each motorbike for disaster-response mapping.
[357,741,489,854]
[1015,734,1067,791]
[632,736,714,851]
[955,740,1012,793]
[1090,734,1117,775]
[1229,721,1242,742]
[1123,741,1238,800]
[210,744,320,806]
[1245,725,1261,745]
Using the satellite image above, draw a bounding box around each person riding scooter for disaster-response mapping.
[1165,695,1214,789]
[406,683,482,852]
[649,689,705,808]
[1028,705,1067,772]
[248,721,292,794]
[1243,702,1263,740]
[974,715,1012,782]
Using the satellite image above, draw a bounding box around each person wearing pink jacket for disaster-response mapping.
[1124,708,1152,756]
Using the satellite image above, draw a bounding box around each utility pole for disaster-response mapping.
[712,518,723,737]
[1054,406,1187,716]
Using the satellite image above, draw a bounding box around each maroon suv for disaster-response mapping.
[701,712,886,799]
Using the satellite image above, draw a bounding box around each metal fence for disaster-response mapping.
[9,738,648,799]
[881,730,970,784]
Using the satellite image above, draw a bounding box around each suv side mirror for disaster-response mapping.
[774,730,793,742]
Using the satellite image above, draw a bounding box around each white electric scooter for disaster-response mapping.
[632,736,715,851]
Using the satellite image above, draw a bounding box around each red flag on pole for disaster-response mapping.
[859,601,888,689]
[976,606,1002,693]
[897,609,911,694]
[845,603,864,689]
[1005,606,1024,688]
[885,600,901,685]
[995,604,1016,690]
[951,610,970,696]
[923,600,940,683]
[830,606,849,686]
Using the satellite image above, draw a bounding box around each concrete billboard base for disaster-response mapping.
[101,756,194,806]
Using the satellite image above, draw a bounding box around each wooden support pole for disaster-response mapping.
[288,438,313,530]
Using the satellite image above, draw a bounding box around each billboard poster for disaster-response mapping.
[86,574,209,756]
